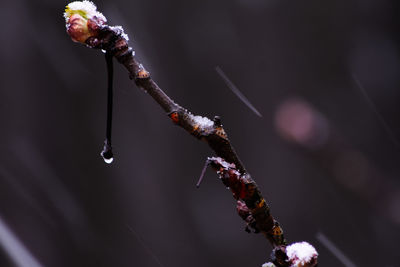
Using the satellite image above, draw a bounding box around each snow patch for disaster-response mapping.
[110,25,129,41]
[64,1,106,23]
[287,242,318,266]
[192,115,214,128]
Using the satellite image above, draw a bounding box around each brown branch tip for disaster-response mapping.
[64,1,318,266]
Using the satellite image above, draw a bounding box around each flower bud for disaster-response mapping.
[64,1,107,43]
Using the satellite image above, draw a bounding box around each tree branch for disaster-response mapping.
[89,23,286,242]
[63,2,318,266]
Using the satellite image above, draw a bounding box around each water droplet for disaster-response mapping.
[101,49,106,53]
[100,139,114,164]
[103,157,114,164]
[100,149,114,164]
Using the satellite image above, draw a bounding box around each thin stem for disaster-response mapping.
[196,158,210,188]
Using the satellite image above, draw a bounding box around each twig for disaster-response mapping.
[63,2,318,266]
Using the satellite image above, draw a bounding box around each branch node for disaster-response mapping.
[213,116,222,127]
[168,111,180,124]
[135,64,151,80]
[271,246,289,267]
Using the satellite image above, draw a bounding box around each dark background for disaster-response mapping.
[0,0,399,266]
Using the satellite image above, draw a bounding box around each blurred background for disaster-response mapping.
[0,0,399,266]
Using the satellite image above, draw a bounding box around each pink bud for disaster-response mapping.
[64,1,108,43]
[66,14,105,43]
[67,14,91,43]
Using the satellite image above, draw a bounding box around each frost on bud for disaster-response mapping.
[286,242,318,267]
[64,1,107,43]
